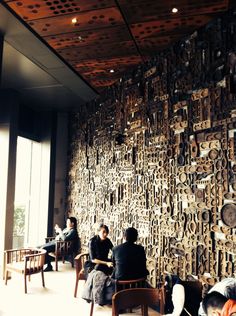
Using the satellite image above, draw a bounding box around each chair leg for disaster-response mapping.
[55,256,58,271]
[90,302,94,316]
[5,270,8,285]
[41,270,45,287]
[71,254,75,268]
[24,274,27,294]
[142,305,148,316]
[74,275,79,297]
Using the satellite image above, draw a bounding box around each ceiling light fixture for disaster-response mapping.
[172,7,178,13]
[110,69,115,73]
[72,17,78,25]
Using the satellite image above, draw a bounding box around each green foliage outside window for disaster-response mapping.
[13,205,25,236]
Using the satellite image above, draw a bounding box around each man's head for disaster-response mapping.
[202,291,228,316]
[124,227,138,243]
[98,224,109,240]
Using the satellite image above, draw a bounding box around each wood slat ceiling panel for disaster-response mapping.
[2,0,231,89]
[58,40,138,60]
[74,56,142,73]
[131,16,220,40]
[45,25,131,50]
[91,78,118,87]
[131,15,218,55]
[135,36,179,56]
[118,0,229,24]
[24,7,124,36]
[74,55,142,87]
[6,0,116,19]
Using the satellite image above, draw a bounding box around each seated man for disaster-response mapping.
[202,291,236,316]
[199,278,236,316]
[40,216,79,271]
[112,227,149,280]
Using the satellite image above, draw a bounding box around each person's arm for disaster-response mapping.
[54,224,63,240]
[165,284,185,316]
[92,258,113,267]
[63,228,78,241]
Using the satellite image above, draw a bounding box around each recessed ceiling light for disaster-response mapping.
[172,7,178,13]
[72,17,78,24]
[110,69,115,73]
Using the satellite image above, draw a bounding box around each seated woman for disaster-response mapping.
[40,216,79,271]
[82,224,113,305]
[85,223,113,276]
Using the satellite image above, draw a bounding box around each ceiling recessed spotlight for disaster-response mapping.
[109,69,115,73]
[172,7,178,13]
[72,17,78,24]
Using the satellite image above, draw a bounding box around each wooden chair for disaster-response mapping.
[112,287,165,316]
[115,277,147,292]
[4,248,46,294]
[74,252,89,297]
[89,277,147,316]
[45,237,77,271]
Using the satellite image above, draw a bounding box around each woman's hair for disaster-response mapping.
[68,217,77,229]
[125,227,138,242]
[202,291,227,313]
[98,224,109,234]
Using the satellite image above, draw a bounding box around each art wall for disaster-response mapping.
[67,8,236,287]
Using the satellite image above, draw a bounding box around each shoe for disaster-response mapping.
[44,265,53,272]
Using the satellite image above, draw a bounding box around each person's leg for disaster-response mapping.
[40,241,56,271]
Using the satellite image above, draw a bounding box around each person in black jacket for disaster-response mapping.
[40,216,79,271]
[85,224,113,276]
[111,227,148,280]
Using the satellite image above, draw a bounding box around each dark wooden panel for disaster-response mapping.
[58,40,138,60]
[45,25,132,50]
[2,0,231,89]
[130,15,222,40]
[6,0,116,19]
[119,0,229,24]
[27,7,124,36]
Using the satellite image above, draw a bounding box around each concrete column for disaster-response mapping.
[0,34,3,87]
[0,90,19,277]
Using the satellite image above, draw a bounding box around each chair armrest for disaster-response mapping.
[45,236,55,243]
[74,253,89,272]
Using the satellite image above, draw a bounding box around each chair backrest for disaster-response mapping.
[112,287,165,316]
[115,277,147,292]
[5,248,46,274]
[76,252,89,271]
[24,248,46,274]
[55,240,74,254]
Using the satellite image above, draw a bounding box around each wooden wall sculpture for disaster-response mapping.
[67,9,236,287]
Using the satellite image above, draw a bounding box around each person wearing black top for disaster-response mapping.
[112,227,148,280]
[86,224,113,276]
[40,216,79,272]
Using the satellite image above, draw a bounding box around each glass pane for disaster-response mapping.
[13,137,31,248]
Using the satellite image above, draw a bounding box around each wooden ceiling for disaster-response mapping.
[3,0,231,92]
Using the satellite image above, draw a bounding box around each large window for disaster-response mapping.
[14,136,49,247]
